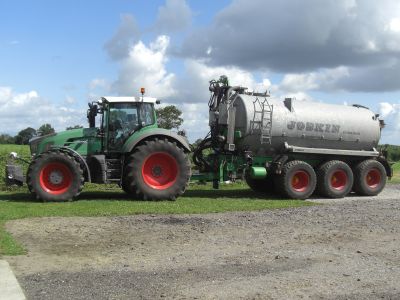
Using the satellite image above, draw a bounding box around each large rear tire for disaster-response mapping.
[317,160,353,198]
[353,159,387,196]
[27,151,84,201]
[124,139,191,200]
[275,160,316,200]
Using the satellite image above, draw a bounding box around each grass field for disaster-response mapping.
[392,161,400,183]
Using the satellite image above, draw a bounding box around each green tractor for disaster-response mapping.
[6,95,191,201]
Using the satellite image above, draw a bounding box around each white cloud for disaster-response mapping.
[64,95,76,105]
[379,102,396,118]
[172,59,271,104]
[155,0,192,33]
[386,18,400,33]
[279,67,350,93]
[104,14,139,60]
[379,102,400,144]
[111,35,176,99]
[0,87,86,134]
[89,78,110,91]
[180,0,400,93]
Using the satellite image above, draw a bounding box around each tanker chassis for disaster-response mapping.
[5,76,392,201]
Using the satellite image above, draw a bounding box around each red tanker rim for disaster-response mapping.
[366,168,381,189]
[39,162,73,195]
[291,170,310,192]
[142,152,178,190]
[330,169,347,191]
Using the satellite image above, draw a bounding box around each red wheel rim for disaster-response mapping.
[142,152,178,190]
[39,162,73,195]
[291,170,310,192]
[366,168,381,189]
[330,169,347,191]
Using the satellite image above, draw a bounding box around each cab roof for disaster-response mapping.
[101,96,158,104]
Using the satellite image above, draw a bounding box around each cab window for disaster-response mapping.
[140,103,155,126]
[108,103,139,150]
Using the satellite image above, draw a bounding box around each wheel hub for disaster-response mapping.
[49,170,64,185]
[151,166,163,177]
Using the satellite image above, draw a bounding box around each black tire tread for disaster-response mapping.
[353,159,387,196]
[316,160,353,199]
[26,150,84,202]
[124,138,191,201]
[274,160,316,200]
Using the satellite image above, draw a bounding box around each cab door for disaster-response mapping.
[104,102,139,152]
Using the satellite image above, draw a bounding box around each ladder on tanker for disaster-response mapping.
[251,97,273,144]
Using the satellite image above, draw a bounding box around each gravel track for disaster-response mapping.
[5,184,400,300]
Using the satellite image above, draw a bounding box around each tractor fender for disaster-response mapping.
[56,147,92,182]
[122,129,191,153]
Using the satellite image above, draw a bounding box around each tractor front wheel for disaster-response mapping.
[124,139,191,200]
[27,151,84,201]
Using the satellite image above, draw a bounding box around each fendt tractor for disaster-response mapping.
[6,76,392,201]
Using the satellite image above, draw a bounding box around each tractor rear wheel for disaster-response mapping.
[353,159,387,196]
[124,138,191,200]
[274,160,316,200]
[316,160,353,198]
[27,150,84,201]
[121,177,137,197]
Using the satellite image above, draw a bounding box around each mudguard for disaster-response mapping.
[122,128,191,153]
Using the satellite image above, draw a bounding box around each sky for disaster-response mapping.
[0,0,400,144]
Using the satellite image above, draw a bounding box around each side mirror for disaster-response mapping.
[87,103,98,128]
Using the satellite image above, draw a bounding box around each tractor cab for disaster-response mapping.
[87,96,159,152]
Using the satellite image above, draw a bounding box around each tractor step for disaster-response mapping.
[105,158,122,182]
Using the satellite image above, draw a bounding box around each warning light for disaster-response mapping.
[140,87,145,95]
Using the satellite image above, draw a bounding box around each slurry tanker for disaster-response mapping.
[6,76,392,201]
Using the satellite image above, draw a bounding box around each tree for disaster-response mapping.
[15,127,37,145]
[37,123,55,136]
[0,134,15,144]
[191,138,203,149]
[66,125,84,130]
[155,105,183,130]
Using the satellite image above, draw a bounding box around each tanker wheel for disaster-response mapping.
[353,159,387,196]
[124,138,191,201]
[245,171,274,194]
[316,160,353,198]
[275,160,316,200]
[27,150,84,201]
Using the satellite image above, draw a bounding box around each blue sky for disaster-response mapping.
[1,0,399,144]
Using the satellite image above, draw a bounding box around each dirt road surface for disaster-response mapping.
[5,185,400,299]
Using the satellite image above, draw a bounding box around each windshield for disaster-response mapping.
[108,103,139,150]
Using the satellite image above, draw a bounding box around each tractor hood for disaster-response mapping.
[29,128,98,156]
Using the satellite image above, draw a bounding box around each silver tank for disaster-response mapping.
[218,94,382,155]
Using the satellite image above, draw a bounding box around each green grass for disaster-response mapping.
[391,162,400,184]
